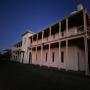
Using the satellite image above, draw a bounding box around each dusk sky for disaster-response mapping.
[0,0,90,50]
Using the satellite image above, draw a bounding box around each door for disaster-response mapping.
[29,52,32,64]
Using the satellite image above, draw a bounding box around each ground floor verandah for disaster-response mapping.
[27,37,90,75]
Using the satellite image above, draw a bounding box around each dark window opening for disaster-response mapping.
[61,20,66,32]
[86,14,90,27]
[37,46,41,50]
[38,32,42,40]
[32,47,36,51]
[44,28,49,37]
[61,51,64,63]
[33,34,37,41]
[68,11,83,28]
[51,43,59,48]
[61,41,66,47]
[51,23,59,35]
[43,45,49,50]
[52,52,55,62]
[29,52,32,64]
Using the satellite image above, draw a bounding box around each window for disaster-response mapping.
[61,51,64,63]
[46,52,48,62]
[52,52,55,62]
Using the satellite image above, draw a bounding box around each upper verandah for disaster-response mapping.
[29,8,90,41]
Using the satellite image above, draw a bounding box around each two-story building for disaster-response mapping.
[11,5,90,75]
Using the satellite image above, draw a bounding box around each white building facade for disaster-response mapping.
[11,7,90,75]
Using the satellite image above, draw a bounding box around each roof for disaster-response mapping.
[13,41,22,46]
[21,31,35,36]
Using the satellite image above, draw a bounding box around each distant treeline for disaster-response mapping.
[0,49,11,60]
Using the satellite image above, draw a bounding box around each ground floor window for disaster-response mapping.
[52,52,55,62]
[46,52,48,62]
[29,52,32,64]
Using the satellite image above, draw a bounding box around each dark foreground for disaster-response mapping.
[0,60,90,90]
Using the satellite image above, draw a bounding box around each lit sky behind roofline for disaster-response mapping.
[0,0,90,50]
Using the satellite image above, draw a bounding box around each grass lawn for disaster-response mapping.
[0,60,90,90]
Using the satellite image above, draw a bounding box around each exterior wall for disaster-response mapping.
[42,49,49,66]
[21,33,33,63]
[32,50,36,64]
[11,52,21,62]
[31,45,85,71]
[77,47,85,71]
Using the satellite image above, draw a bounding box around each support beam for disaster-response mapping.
[42,31,44,43]
[58,41,61,69]
[83,9,89,75]
[37,34,38,43]
[83,9,87,33]
[66,40,68,71]
[48,43,51,67]
[49,26,51,36]
[31,47,32,64]
[36,47,37,64]
[41,45,43,66]
[59,22,61,38]
[84,36,89,75]
[66,18,68,37]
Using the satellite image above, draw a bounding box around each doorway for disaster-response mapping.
[29,52,32,64]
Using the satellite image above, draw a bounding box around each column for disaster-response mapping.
[66,18,68,36]
[59,22,61,38]
[58,41,61,69]
[49,26,51,41]
[83,9,89,75]
[49,26,51,36]
[42,31,44,43]
[48,43,51,67]
[32,36,33,45]
[66,40,68,71]
[31,47,32,64]
[83,9,87,33]
[84,37,89,75]
[41,45,43,66]
[36,47,37,64]
[37,34,38,43]
[66,18,69,71]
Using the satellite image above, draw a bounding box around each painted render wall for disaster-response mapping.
[31,45,85,71]
[20,33,33,63]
